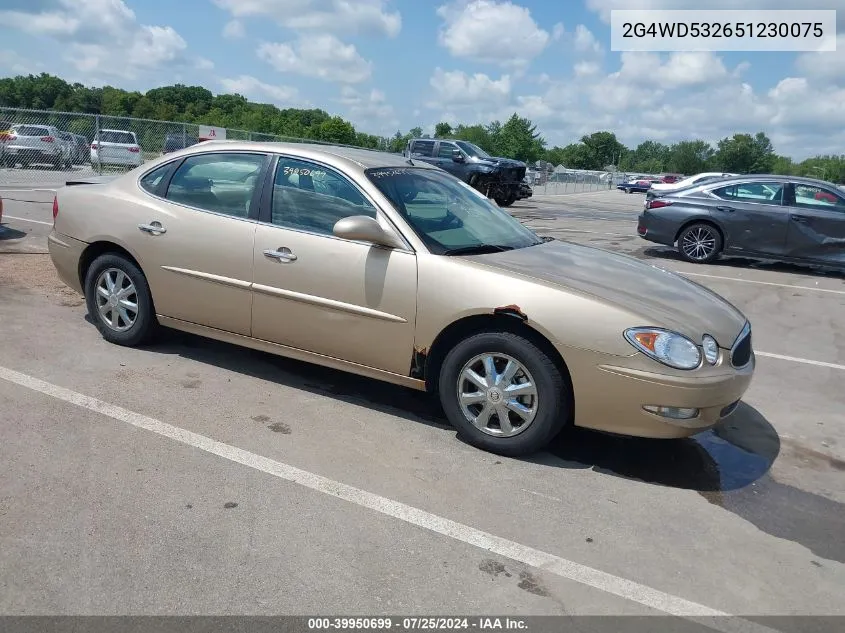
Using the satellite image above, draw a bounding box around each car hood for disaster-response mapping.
[467,240,748,346]
[472,156,525,169]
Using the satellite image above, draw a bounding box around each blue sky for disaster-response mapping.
[1,0,844,159]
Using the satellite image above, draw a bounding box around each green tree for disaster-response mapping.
[434,122,453,138]
[580,131,625,170]
[667,140,714,175]
[494,113,545,162]
[316,116,356,144]
[713,132,775,173]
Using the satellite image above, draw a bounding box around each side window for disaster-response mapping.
[712,182,784,206]
[410,140,435,157]
[791,184,845,212]
[139,163,172,194]
[164,152,265,218]
[437,142,457,158]
[271,157,376,235]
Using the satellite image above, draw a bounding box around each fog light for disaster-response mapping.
[643,405,700,420]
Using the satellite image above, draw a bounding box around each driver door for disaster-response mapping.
[250,155,419,375]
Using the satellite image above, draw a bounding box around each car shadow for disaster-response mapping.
[528,402,779,494]
[121,323,779,494]
[0,225,27,240]
[640,246,845,280]
[139,326,453,431]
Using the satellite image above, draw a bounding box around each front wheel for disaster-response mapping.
[495,195,516,207]
[84,253,157,347]
[677,222,723,264]
[438,332,569,457]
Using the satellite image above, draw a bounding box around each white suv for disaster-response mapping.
[4,124,66,169]
[91,129,143,169]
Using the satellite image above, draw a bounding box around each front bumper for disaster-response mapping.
[565,345,755,439]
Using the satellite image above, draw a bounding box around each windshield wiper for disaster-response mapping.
[442,244,515,256]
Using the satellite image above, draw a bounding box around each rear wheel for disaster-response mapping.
[84,253,157,347]
[438,332,569,457]
[677,222,723,264]
[495,195,516,207]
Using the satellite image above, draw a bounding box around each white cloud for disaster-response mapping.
[436,0,551,69]
[222,19,245,39]
[257,35,372,84]
[427,68,512,108]
[0,0,188,79]
[220,75,304,106]
[574,24,602,54]
[795,34,845,79]
[338,86,399,134]
[195,57,215,70]
[0,49,46,75]
[213,0,401,37]
[574,61,601,77]
[552,23,564,41]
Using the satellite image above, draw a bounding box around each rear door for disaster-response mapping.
[707,181,789,256]
[784,182,845,266]
[132,151,270,335]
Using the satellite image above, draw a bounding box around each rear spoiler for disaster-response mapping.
[64,175,121,186]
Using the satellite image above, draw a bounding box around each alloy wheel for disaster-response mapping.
[457,353,538,438]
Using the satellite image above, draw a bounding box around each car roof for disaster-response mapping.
[699,174,838,187]
[169,140,437,171]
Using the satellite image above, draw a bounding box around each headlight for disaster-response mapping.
[624,328,702,370]
[702,335,719,364]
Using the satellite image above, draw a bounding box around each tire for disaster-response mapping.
[495,195,516,207]
[84,253,157,347]
[438,332,569,457]
[677,222,723,264]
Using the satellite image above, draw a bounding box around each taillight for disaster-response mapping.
[648,199,672,209]
[41,136,54,143]
[128,146,140,153]
[52,195,59,221]
[91,143,98,149]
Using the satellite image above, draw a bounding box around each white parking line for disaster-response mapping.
[681,272,845,296]
[755,352,845,371]
[0,364,779,633]
[2,215,53,226]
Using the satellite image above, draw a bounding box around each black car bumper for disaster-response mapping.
[637,212,677,246]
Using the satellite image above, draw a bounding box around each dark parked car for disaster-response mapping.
[618,177,661,193]
[637,175,845,268]
[162,133,199,154]
[404,138,526,207]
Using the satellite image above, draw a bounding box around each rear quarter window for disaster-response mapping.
[13,125,50,136]
[410,140,435,157]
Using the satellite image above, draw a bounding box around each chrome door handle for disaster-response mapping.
[263,248,297,262]
[138,222,166,235]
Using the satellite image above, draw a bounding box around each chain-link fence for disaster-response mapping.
[1,105,640,198]
[0,106,365,190]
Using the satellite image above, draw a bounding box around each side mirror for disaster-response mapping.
[452,149,464,162]
[333,215,404,249]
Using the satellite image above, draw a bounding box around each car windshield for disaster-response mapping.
[365,167,542,255]
[14,125,49,136]
[455,141,491,159]
[100,131,136,144]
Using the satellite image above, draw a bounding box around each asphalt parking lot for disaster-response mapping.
[1,187,844,627]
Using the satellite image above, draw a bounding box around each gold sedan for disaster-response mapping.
[48,141,755,456]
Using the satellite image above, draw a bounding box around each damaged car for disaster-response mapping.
[405,138,526,207]
[48,141,754,457]
[638,174,845,268]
